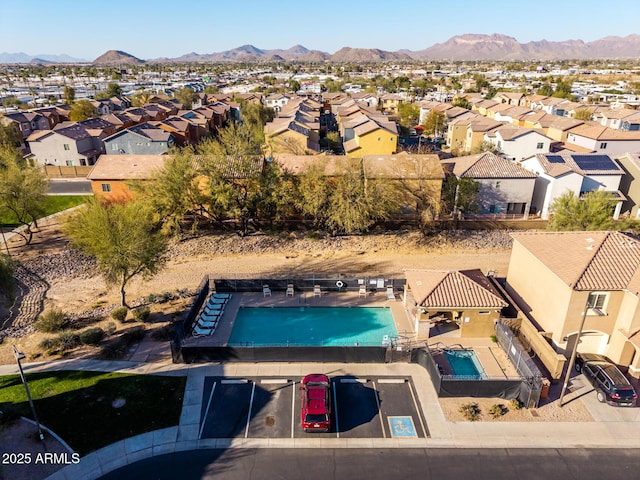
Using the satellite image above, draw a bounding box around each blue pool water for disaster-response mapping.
[445,349,486,379]
[228,307,398,347]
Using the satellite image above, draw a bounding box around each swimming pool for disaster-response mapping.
[228,307,398,347]
[445,349,486,379]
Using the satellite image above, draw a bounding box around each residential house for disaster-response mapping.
[100,113,136,132]
[103,123,173,155]
[265,93,293,112]
[441,152,537,216]
[26,123,104,166]
[446,115,503,154]
[350,92,379,109]
[0,111,51,151]
[615,152,640,218]
[493,106,534,126]
[379,93,404,114]
[404,269,507,338]
[341,113,398,158]
[521,152,625,218]
[494,92,525,106]
[87,154,167,200]
[566,124,640,155]
[235,93,263,105]
[485,126,552,161]
[545,117,584,143]
[88,99,113,116]
[154,117,196,146]
[621,111,640,131]
[470,99,499,117]
[505,231,640,376]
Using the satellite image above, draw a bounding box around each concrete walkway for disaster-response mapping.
[0,358,637,480]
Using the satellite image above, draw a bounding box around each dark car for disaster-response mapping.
[575,353,637,407]
[300,374,332,432]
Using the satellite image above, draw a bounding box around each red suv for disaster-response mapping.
[300,374,332,432]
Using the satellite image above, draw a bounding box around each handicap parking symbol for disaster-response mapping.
[387,416,417,438]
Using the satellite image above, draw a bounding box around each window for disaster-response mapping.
[63,144,70,151]
[587,292,608,314]
[536,142,544,149]
[111,143,118,151]
[65,160,73,166]
[101,183,112,193]
[600,142,607,149]
[495,181,501,189]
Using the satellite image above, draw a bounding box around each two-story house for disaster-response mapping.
[102,123,173,155]
[485,126,552,161]
[26,123,104,166]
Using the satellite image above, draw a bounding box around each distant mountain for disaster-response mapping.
[329,47,413,62]
[409,33,640,60]
[0,52,86,63]
[148,44,328,63]
[93,50,144,65]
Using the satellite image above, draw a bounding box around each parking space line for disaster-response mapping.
[244,381,256,438]
[378,378,406,384]
[372,381,386,438]
[221,379,249,384]
[340,378,368,383]
[332,380,340,438]
[262,379,289,384]
[407,381,428,438]
[198,381,216,439]
[291,381,296,438]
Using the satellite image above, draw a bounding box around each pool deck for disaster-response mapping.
[183,290,415,347]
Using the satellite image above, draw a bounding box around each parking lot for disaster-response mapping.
[198,376,429,439]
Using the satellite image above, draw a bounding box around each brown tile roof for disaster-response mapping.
[569,123,640,141]
[274,154,352,176]
[442,153,536,179]
[511,231,640,293]
[362,152,444,180]
[404,269,507,308]
[87,154,167,180]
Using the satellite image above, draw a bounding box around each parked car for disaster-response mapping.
[575,353,637,407]
[300,374,332,432]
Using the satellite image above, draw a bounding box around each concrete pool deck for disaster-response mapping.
[183,290,415,347]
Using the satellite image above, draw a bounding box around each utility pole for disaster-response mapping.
[559,295,592,407]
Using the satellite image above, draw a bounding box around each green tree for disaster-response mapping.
[0,122,21,149]
[548,190,623,231]
[289,79,301,93]
[422,110,446,138]
[63,85,75,104]
[69,100,98,121]
[106,82,123,97]
[470,140,501,155]
[452,97,470,109]
[0,146,49,244]
[174,87,197,109]
[397,102,420,130]
[64,198,168,306]
[0,254,16,303]
[537,83,554,97]
[441,176,480,216]
[574,108,593,121]
[131,90,152,107]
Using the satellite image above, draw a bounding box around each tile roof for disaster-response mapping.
[441,153,537,179]
[404,269,507,309]
[87,154,167,180]
[362,152,444,180]
[510,231,640,294]
[569,123,640,140]
[274,154,350,176]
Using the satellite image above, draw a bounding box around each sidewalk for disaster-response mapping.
[0,358,636,480]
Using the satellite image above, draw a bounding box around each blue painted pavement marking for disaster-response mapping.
[387,416,417,438]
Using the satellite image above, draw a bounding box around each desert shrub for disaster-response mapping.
[79,327,105,345]
[57,331,80,351]
[510,399,522,410]
[98,326,145,360]
[132,306,151,322]
[92,300,107,309]
[458,402,481,421]
[34,309,69,333]
[110,306,128,322]
[38,337,59,351]
[146,294,157,304]
[488,403,507,418]
[105,321,117,335]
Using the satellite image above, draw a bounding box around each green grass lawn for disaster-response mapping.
[0,195,90,226]
[0,371,186,455]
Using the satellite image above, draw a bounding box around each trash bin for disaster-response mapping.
[540,378,551,399]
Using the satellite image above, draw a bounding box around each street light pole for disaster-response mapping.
[13,346,45,441]
[559,295,592,407]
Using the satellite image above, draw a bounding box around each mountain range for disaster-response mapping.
[1,33,639,64]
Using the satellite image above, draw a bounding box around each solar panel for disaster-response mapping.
[572,155,619,171]
[547,155,565,164]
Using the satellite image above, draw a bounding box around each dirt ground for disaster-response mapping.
[1,219,595,423]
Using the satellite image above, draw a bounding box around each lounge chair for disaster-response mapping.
[204,303,224,313]
[386,286,396,301]
[200,311,221,323]
[263,284,271,297]
[211,293,231,299]
[196,316,218,328]
[313,285,322,297]
[358,285,367,297]
[192,324,214,336]
[207,297,227,305]
[286,284,295,297]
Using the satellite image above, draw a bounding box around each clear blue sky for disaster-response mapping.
[1,0,639,60]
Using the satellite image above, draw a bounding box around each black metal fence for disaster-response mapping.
[495,320,543,407]
[171,275,209,363]
[214,276,406,294]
